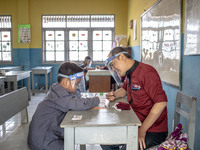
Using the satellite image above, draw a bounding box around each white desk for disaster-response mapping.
[31,66,52,95]
[4,71,31,99]
[0,66,23,73]
[60,93,141,150]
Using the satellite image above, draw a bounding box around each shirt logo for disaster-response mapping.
[132,84,141,90]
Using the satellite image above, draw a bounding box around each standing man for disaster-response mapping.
[101,47,168,150]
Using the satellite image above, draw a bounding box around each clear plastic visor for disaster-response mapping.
[105,52,128,86]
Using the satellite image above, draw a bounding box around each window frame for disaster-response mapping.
[42,14,115,64]
[0,15,12,64]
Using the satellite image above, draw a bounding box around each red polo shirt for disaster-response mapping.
[122,61,168,132]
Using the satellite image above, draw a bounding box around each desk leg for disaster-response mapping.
[80,145,86,150]
[50,71,52,87]
[64,127,75,150]
[38,75,40,89]
[28,77,31,100]
[127,126,138,150]
[13,80,17,90]
[1,82,4,95]
[45,72,48,93]
[32,72,35,95]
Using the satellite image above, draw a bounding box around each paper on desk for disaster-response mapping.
[81,93,110,109]
[72,115,82,120]
[92,98,110,109]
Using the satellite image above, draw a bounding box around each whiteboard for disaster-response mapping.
[141,0,181,87]
[184,0,200,55]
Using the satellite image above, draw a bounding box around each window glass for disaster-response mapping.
[93,50,102,61]
[69,41,78,50]
[2,32,10,41]
[69,51,78,60]
[93,41,102,50]
[79,41,88,50]
[2,52,11,61]
[79,51,88,61]
[46,31,54,40]
[103,41,112,50]
[46,52,54,61]
[56,42,64,50]
[46,42,54,51]
[69,31,78,40]
[56,52,65,61]
[103,31,112,40]
[79,31,88,40]
[56,31,64,40]
[42,15,114,63]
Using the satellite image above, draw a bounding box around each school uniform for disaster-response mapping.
[28,83,99,150]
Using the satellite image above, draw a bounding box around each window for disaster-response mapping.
[42,15,115,64]
[0,16,12,63]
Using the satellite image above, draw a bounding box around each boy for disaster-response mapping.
[28,61,100,150]
[101,47,168,150]
[80,56,93,90]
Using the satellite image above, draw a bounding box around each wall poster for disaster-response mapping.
[184,0,200,55]
[18,24,31,43]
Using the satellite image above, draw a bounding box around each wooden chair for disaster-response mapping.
[148,91,197,150]
[172,91,197,149]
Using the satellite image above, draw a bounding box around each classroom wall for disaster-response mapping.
[29,0,128,48]
[0,0,128,85]
[127,0,200,149]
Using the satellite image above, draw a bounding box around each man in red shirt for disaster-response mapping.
[101,47,168,150]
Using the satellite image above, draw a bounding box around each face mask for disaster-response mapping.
[105,52,128,86]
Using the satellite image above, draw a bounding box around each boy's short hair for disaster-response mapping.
[84,56,91,62]
[57,61,83,83]
[109,47,132,59]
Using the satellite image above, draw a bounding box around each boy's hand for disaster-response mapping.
[106,92,116,101]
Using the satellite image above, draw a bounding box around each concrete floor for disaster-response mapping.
[0,93,102,150]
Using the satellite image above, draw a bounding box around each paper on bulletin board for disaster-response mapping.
[18,24,31,43]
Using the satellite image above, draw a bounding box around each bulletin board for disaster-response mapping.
[184,0,200,55]
[141,0,181,87]
[18,24,31,43]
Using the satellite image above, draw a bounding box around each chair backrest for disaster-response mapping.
[173,91,197,150]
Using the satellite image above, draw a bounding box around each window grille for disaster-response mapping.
[0,16,12,63]
[42,14,115,63]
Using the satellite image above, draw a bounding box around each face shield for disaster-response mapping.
[105,52,128,86]
[88,60,92,68]
[58,71,84,90]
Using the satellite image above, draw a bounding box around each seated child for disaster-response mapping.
[28,61,100,150]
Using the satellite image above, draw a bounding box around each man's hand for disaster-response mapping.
[138,128,146,150]
[106,92,116,101]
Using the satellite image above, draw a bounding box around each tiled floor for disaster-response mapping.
[0,93,102,150]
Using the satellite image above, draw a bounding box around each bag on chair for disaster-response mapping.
[158,124,188,150]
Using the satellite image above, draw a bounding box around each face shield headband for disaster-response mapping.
[105,51,128,69]
[58,71,84,80]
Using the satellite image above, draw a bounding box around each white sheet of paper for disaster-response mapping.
[72,115,82,120]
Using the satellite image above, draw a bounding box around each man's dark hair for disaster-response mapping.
[57,61,83,83]
[109,47,132,59]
